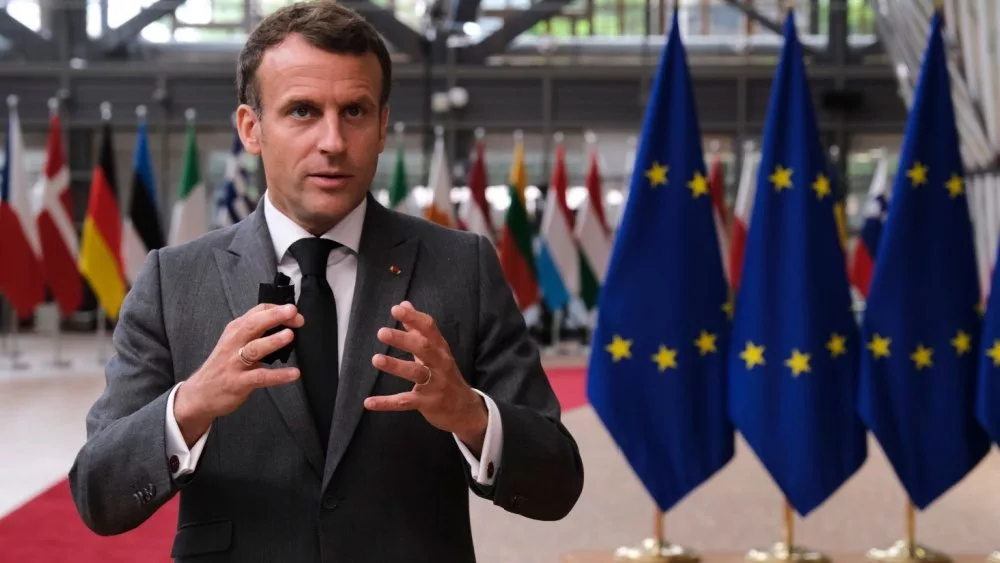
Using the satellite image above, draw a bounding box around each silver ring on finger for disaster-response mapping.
[237,345,256,367]
[417,365,432,386]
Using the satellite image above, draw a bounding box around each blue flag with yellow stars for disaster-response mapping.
[860,12,990,510]
[727,11,866,517]
[586,8,733,513]
[977,243,1000,446]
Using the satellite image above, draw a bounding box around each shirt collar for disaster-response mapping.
[263,189,366,262]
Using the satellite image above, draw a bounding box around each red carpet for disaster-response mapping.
[0,367,587,560]
[546,366,588,411]
[0,480,178,562]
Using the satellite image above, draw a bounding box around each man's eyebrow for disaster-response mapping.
[277,97,320,109]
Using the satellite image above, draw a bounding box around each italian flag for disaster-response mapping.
[169,119,207,246]
[498,132,539,312]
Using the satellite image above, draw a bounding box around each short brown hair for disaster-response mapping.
[237,1,393,114]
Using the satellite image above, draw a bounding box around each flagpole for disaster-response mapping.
[96,306,108,365]
[93,100,113,366]
[549,131,565,355]
[582,129,599,345]
[745,6,827,563]
[44,96,71,369]
[52,315,69,368]
[8,310,27,371]
[613,505,699,562]
[2,95,29,371]
[866,502,950,563]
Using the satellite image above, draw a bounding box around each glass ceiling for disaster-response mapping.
[2,0,876,46]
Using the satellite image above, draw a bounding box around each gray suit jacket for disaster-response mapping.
[69,194,584,562]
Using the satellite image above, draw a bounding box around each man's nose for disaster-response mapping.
[317,116,347,155]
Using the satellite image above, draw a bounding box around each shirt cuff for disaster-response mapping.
[453,389,503,486]
[165,382,210,478]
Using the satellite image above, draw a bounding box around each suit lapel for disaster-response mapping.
[323,196,418,491]
[214,204,325,478]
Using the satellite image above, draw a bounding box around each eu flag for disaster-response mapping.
[728,12,866,516]
[977,243,1000,445]
[860,12,990,510]
[586,9,733,512]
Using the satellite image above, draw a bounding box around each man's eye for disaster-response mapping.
[291,106,312,118]
[345,106,365,118]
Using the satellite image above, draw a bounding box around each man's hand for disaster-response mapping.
[173,303,304,447]
[364,301,489,456]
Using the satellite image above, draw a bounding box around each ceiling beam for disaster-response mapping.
[459,0,574,64]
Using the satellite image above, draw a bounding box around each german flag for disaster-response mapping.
[79,122,126,320]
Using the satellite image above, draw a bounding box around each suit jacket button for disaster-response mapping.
[486,462,494,479]
[169,455,180,473]
[322,496,338,510]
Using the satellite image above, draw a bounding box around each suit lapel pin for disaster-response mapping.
[389,264,401,275]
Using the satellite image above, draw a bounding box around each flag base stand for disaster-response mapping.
[745,543,830,563]
[613,538,699,563]
[866,541,951,563]
[614,509,699,563]
[987,552,1000,563]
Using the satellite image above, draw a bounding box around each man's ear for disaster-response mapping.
[236,104,262,155]
[378,104,390,153]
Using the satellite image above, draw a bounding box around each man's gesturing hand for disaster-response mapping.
[365,301,489,456]
[173,303,304,447]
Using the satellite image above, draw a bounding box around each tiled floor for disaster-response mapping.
[3,333,1000,562]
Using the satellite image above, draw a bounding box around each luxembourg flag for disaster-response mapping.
[848,152,890,298]
[0,95,45,319]
[536,134,579,311]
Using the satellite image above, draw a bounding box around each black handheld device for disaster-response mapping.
[256,272,295,364]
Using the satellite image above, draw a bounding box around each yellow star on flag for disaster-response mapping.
[652,345,679,372]
[986,340,1000,366]
[606,335,632,362]
[770,165,793,192]
[951,330,972,356]
[694,330,717,356]
[740,341,766,369]
[945,174,964,198]
[868,334,891,359]
[785,349,811,377]
[812,174,831,200]
[688,171,709,198]
[645,162,668,187]
[826,333,847,358]
[911,344,934,370]
[721,296,734,320]
[977,302,986,317]
[907,162,928,187]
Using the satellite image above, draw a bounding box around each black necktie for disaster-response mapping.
[288,237,340,454]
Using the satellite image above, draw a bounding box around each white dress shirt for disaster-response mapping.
[164,191,503,485]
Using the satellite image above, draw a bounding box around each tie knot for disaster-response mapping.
[288,237,339,277]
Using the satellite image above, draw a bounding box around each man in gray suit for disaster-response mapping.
[68,2,584,561]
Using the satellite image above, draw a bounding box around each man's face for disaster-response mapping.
[237,33,389,234]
